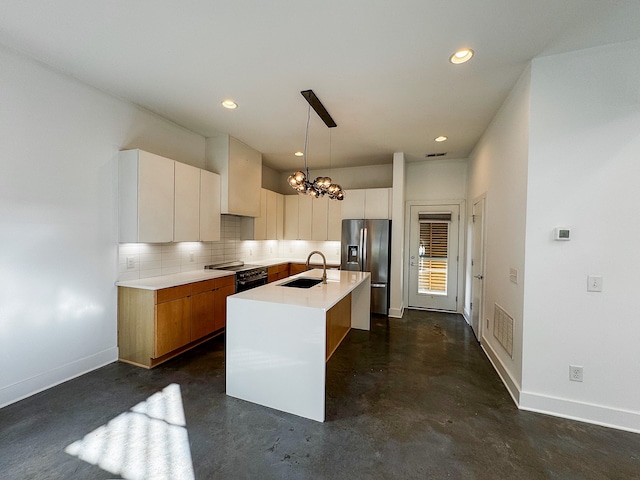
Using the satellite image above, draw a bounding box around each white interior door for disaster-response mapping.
[470,197,485,340]
[408,204,459,311]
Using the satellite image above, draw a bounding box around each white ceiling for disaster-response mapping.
[1,1,639,172]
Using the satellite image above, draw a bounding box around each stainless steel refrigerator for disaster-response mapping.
[341,219,391,315]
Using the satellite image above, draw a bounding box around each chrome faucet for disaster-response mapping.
[306,250,327,284]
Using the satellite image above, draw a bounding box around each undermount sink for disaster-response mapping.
[279,277,324,289]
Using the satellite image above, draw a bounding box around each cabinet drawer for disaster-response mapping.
[156,284,191,303]
[191,279,217,295]
[215,275,235,289]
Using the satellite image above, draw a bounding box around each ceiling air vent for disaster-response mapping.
[425,152,447,158]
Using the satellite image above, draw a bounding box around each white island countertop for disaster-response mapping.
[226,268,371,422]
[230,269,370,310]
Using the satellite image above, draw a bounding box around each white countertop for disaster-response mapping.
[229,269,370,311]
[115,269,234,290]
[115,258,341,290]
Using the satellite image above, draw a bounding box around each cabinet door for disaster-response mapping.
[328,199,342,241]
[341,189,365,219]
[155,297,191,357]
[311,195,329,241]
[365,188,391,219]
[137,151,175,242]
[200,170,221,241]
[298,195,313,240]
[289,263,309,275]
[266,190,278,239]
[214,284,235,331]
[174,162,201,241]
[276,193,284,240]
[252,189,267,240]
[284,195,299,240]
[191,290,215,340]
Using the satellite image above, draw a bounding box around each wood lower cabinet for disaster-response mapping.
[214,283,235,330]
[118,275,235,368]
[156,296,191,357]
[267,263,289,283]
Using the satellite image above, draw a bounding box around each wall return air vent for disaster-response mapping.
[425,152,447,158]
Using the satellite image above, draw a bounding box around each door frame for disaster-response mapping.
[403,199,466,313]
[469,194,486,341]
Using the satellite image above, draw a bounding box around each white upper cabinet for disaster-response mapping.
[119,149,222,244]
[284,195,299,240]
[174,161,201,242]
[119,149,175,243]
[200,170,221,241]
[341,189,366,219]
[342,188,392,219]
[275,193,285,240]
[266,189,279,240]
[298,195,313,240]
[327,199,342,241]
[283,194,342,241]
[205,135,262,217]
[241,189,283,240]
[364,188,392,219]
[311,196,329,241]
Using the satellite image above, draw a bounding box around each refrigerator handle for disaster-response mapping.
[362,227,367,270]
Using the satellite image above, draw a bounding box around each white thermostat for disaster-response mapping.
[554,227,571,241]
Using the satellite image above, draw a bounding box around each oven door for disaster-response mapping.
[237,275,267,292]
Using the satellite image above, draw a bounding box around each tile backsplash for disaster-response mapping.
[118,215,341,281]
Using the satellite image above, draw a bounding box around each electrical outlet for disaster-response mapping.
[189,252,195,262]
[569,365,583,382]
[249,249,253,256]
[126,256,135,269]
[587,275,603,292]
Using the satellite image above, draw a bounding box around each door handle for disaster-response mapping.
[474,275,484,280]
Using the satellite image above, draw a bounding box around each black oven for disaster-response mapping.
[235,267,268,292]
[205,261,268,292]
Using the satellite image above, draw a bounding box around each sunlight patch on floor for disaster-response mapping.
[65,383,194,480]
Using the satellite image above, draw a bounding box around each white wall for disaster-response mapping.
[0,45,205,407]
[521,40,640,432]
[405,158,467,201]
[389,152,406,318]
[466,68,531,398]
[286,164,393,190]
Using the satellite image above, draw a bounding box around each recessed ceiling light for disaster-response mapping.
[221,99,237,109]
[435,135,448,142]
[294,151,304,157]
[450,49,474,64]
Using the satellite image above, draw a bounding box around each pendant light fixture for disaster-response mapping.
[287,90,344,200]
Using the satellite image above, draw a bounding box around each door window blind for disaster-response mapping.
[418,213,450,294]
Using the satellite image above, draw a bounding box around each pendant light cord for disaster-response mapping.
[303,104,311,178]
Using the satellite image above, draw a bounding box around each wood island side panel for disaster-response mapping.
[326,293,352,361]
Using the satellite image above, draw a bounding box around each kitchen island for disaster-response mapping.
[226,269,371,422]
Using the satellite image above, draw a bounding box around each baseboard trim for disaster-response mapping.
[519,391,640,434]
[481,340,521,405]
[0,347,118,408]
[388,306,404,318]
[481,341,640,434]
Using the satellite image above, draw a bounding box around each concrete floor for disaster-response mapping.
[1,310,639,479]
